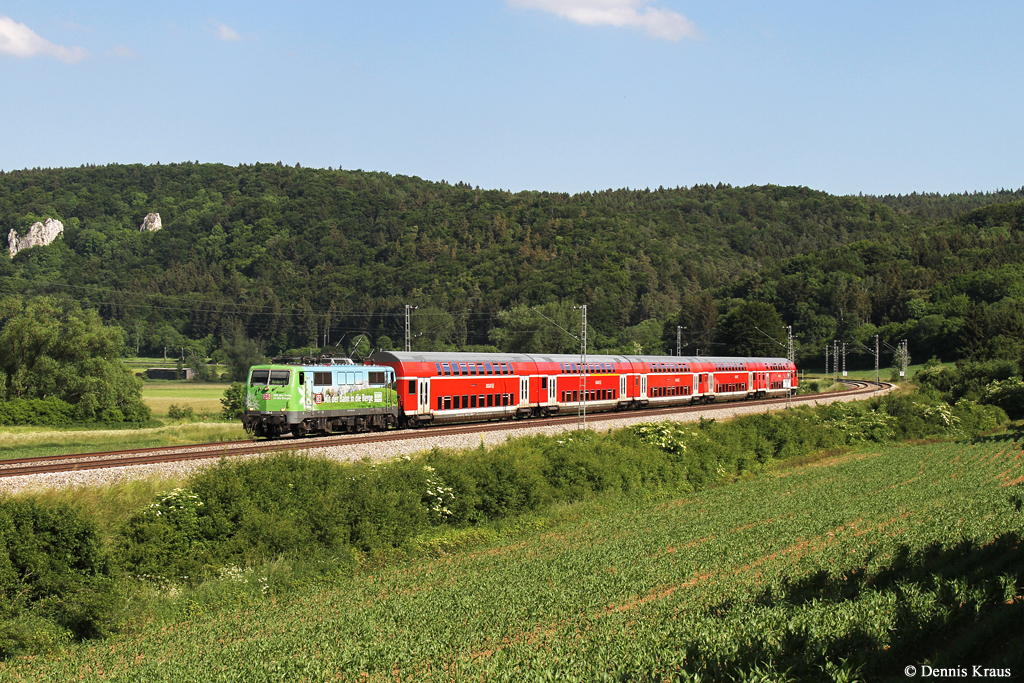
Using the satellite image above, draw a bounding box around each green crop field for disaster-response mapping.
[3,436,1021,682]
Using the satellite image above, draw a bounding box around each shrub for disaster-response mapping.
[0,397,74,426]
[167,404,194,420]
[0,499,120,657]
[220,382,246,420]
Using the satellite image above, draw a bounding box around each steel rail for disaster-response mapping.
[0,380,889,479]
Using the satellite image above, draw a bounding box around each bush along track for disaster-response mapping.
[0,390,1018,678]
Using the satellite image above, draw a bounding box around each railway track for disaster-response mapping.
[0,380,889,479]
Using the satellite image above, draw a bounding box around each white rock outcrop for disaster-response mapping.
[8,218,64,258]
[139,213,162,232]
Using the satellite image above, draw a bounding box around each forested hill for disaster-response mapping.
[724,199,1024,366]
[1,163,1022,362]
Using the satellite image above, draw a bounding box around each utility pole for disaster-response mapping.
[404,305,418,352]
[787,326,794,408]
[677,326,684,357]
[824,344,829,379]
[574,305,588,429]
[842,342,847,378]
[833,340,839,382]
[874,334,880,386]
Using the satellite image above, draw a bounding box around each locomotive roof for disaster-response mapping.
[371,351,792,365]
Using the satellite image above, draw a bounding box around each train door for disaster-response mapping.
[620,374,627,399]
[641,375,648,399]
[520,377,529,405]
[548,376,556,403]
[418,378,430,414]
[748,372,753,393]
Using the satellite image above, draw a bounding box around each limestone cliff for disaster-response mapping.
[139,212,162,232]
[8,218,64,258]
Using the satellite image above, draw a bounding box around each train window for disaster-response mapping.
[435,362,443,376]
[479,394,485,406]
[298,372,305,385]
[442,363,452,376]
[249,369,269,385]
[572,390,578,402]
[484,362,493,375]
[453,395,461,410]
[469,363,477,376]
[541,377,548,389]
[459,363,468,375]
[470,395,477,408]
[462,394,469,407]
[314,372,332,386]
[444,396,451,410]
[487,394,494,407]
[452,363,460,376]
[438,397,443,410]
[408,380,416,394]
[369,371,386,385]
[270,370,291,386]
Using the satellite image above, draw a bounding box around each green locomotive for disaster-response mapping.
[241,358,399,438]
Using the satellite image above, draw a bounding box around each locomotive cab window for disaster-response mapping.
[250,369,270,385]
[269,370,291,386]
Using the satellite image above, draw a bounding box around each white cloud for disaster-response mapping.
[0,15,89,62]
[214,22,241,42]
[509,0,699,41]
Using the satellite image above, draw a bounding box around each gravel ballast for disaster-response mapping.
[0,386,890,495]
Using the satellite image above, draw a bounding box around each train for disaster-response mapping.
[241,351,798,438]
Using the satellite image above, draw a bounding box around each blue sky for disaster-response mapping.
[2,1,1022,196]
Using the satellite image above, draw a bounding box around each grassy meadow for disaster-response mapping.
[2,434,1021,681]
[0,381,244,461]
[140,381,234,419]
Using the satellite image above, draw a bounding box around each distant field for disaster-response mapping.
[5,437,1020,680]
[140,382,233,418]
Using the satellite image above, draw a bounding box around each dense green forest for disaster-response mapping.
[2,163,1023,370]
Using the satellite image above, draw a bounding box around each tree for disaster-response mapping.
[489,302,589,354]
[714,301,787,357]
[0,297,150,422]
[218,325,268,382]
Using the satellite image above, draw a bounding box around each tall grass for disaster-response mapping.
[0,423,247,461]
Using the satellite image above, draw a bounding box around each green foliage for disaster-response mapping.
[0,499,120,657]
[6,163,1022,361]
[0,397,75,426]
[220,382,246,420]
[166,404,195,420]
[218,326,267,383]
[980,377,1024,420]
[714,300,787,356]
[0,297,150,423]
